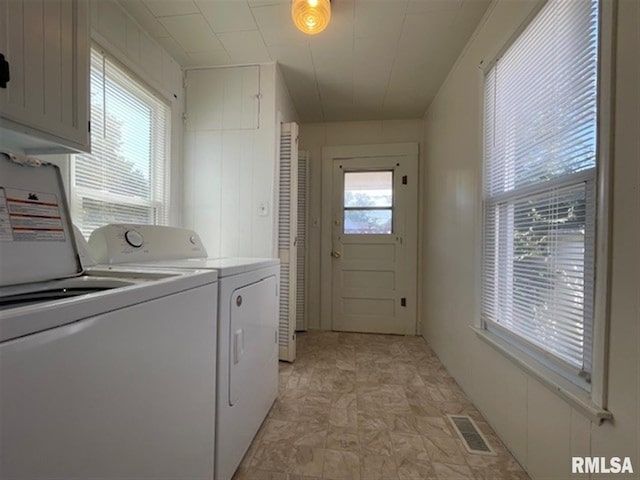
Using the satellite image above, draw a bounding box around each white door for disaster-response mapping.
[278,122,298,361]
[229,275,279,406]
[323,143,418,335]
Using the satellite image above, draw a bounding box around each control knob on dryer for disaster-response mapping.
[124,229,144,248]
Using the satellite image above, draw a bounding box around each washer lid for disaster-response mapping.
[0,153,82,287]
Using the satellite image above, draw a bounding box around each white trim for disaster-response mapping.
[274,111,283,259]
[590,0,616,410]
[485,169,595,204]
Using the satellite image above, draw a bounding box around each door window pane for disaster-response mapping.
[344,171,392,207]
[344,171,393,234]
[344,210,392,234]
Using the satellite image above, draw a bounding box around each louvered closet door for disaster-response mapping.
[296,151,309,332]
[278,122,298,362]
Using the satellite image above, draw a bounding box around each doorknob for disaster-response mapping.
[331,251,342,258]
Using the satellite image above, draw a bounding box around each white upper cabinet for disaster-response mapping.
[185,67,259,132]
[0,0,89,153]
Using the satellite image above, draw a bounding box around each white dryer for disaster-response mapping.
[89,224,280,480]
[0,154,218,479]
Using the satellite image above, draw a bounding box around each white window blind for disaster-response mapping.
[482,0,599,382]
[72,48,170,237]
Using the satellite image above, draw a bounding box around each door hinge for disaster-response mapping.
[88,120,91,133]
[275,330,278,344]
[182,112,187,124]
[401,297,407,307]
[402,175,407,185]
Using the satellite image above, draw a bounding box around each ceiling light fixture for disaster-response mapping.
[292,0,331,35]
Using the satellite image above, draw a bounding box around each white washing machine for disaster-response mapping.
[0,154,218,479]
[89,224,280,480]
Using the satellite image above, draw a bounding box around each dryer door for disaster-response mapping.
[229,275,278,406]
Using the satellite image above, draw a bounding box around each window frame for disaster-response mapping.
[70,43,171,237]
[476,0,614,422]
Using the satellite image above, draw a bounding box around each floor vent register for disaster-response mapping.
[447,414,496,455]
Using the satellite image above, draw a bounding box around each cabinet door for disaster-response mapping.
[185,66,259,132]
[0,0,89,153]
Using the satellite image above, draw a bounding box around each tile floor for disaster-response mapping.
[233,331,530,480]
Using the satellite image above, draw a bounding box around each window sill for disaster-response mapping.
[471,326,612,425]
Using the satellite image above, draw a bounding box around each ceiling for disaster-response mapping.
[117,0,492,122]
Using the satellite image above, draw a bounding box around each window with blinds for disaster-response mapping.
[71,47,170,237]
[482,0,599,386]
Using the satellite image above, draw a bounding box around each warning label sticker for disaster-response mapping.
[2,188,66,242]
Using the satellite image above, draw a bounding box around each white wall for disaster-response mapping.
[420,1,639,479]
[276,64,299,127]
[183,63,298,259]
[298,120,424,330]
[44,0,185,226]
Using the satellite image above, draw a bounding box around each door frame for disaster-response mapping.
[320,142,419,333]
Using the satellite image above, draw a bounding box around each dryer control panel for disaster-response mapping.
[88,224,208,264]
